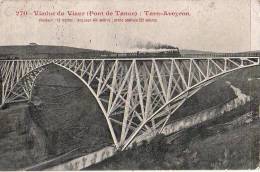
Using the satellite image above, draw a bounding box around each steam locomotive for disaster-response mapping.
[0,48,181,60]
[100,49,180,58]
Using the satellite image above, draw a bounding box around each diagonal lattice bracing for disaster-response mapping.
[0,57,259,149]
[0,59,52,106]
[52,57,259,149]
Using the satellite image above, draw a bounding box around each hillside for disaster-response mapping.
[179,49,215,54]
[180,49,260,56]
[0,45,259,59]
[0,45,111,59]
[88,118,260,170]
[179,49,260,54]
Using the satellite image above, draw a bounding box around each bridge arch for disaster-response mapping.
[51,62,120,148]
[27,64,114,158]
[52,58,260,150]
[0,60,121,148]
[122,63,257,149]
[0,57,259,150]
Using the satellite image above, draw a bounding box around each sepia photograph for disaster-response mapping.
[0,0,259,170]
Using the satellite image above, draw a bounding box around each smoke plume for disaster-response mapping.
[133,41,178,50]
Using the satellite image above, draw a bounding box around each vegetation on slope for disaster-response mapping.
[88,118,260,170]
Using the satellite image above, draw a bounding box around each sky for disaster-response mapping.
[0,0,257,52]
[251,0,260,51]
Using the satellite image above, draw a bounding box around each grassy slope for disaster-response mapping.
[0,45,96,55]
[0,45,112,59]
[88,119,259,170]
[180,49,260,55]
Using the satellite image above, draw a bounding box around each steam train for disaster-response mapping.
[99,49,181,58]
[0,48,181,60]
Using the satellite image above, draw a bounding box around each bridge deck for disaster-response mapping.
[0,56,259,150]
[0,56,259,61]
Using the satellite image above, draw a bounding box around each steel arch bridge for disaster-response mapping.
[0,57,259,150]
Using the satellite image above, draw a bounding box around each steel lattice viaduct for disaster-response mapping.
[0,57,259,150]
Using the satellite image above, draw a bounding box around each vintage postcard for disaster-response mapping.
[0,0,259,170]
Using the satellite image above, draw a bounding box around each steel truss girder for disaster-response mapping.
[0,57,259,149]
[0,60,52,105]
